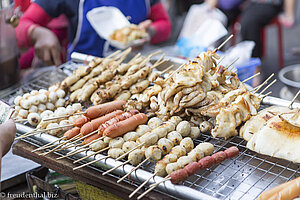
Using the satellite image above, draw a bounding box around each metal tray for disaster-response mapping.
[3,60,300,200]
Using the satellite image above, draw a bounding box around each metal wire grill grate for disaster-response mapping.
[2,61,299,200]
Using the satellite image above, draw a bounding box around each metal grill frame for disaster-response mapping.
[3,61,300,200]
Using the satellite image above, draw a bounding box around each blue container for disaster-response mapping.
[236,58,261,86]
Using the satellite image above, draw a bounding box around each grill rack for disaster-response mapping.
[3,61,300,200]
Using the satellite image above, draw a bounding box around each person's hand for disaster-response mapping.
[31,26,62,66]
[0,119,16,157]
[279,13,295,28]
[205,0,218,10]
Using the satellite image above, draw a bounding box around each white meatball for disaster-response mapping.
[122,141,138,153]
[155,161,167,177]
[138,132,158,147]
[18,109,29,119]
[40,110,54,119]
[109,137,124,148]
[68,116,77,124]
[56,89,66,98]
[188,148,204,162]
[46,102,55,110]
[180,137,194,153]
[128,149,145,166]
[200,121,213,133]
[190,127,201,139]
[196,142,214,156]
[103,137,112,144]
[90,140,106,151]
[28,96,40,106]
[66,105,75,115]
[48,85,58,92]
[14,96,22,106]
[123,131,139,141]
[167,131,183,145]
[170,146,186,158]
[30,90,39,95]
[169,116,182,126]
[37,93,48,103]
[37,104,46,113]
[23,93,30,99]
[136,125,151,137]
[145,145,162,161]
[27,113,41,126]
[38,89,48,94]
[158,138,173,154]
[29,105,38,113]
[54,107,66,117]
[55,98,65,107]
[166,162,180,175]
[49,92,58,102]
[163,154,178,163]
[59,120,72,131]
[108,148,124,159]
[72,103,82,111]
[161,121,176,132]
[46,122,60,135]
[177,156,193,169]
[20,99,31,109]
[176,121,191,137]
[152,126,168,138]
[15,106,21,112]
[147,117,163,129]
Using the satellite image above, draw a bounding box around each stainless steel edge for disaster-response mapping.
[261,96,300,109]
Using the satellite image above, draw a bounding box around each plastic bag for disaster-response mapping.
[176,3,228,58]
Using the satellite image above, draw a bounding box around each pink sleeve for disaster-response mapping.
[149,2,172,44]
[16,3,52,47]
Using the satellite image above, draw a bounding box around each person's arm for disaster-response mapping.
[148,2,172,44]
[0,120,16,158]
[16,2,63,66]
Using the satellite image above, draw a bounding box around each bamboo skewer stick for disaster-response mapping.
[102,160,131,176]
[258,79,277,95]
[213,34,234,53]
[160,65,174,74]
[137,176,171,200]
[226,57,239,69]
[242,72,261,83]
[73,146,110,163]
[165,64,185,81]
[260,91,272,98]
[57,130,99,151]
[128,53,141,65]
[73,155,110,171]
[39,131,93,156]
[116,142,145,161]
[289,90,300,109]
[15,129,37,140]
[56,148,89,160]
[32,136,67,152]
[62,135,105,152]
[217,56,225,65]
[117,157,150,183]
[129,172,158,198]
[41,112,84,121]
[14,118,27,123]
[252,73,274,93]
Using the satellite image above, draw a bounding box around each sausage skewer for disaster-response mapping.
[137,146,239,200]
